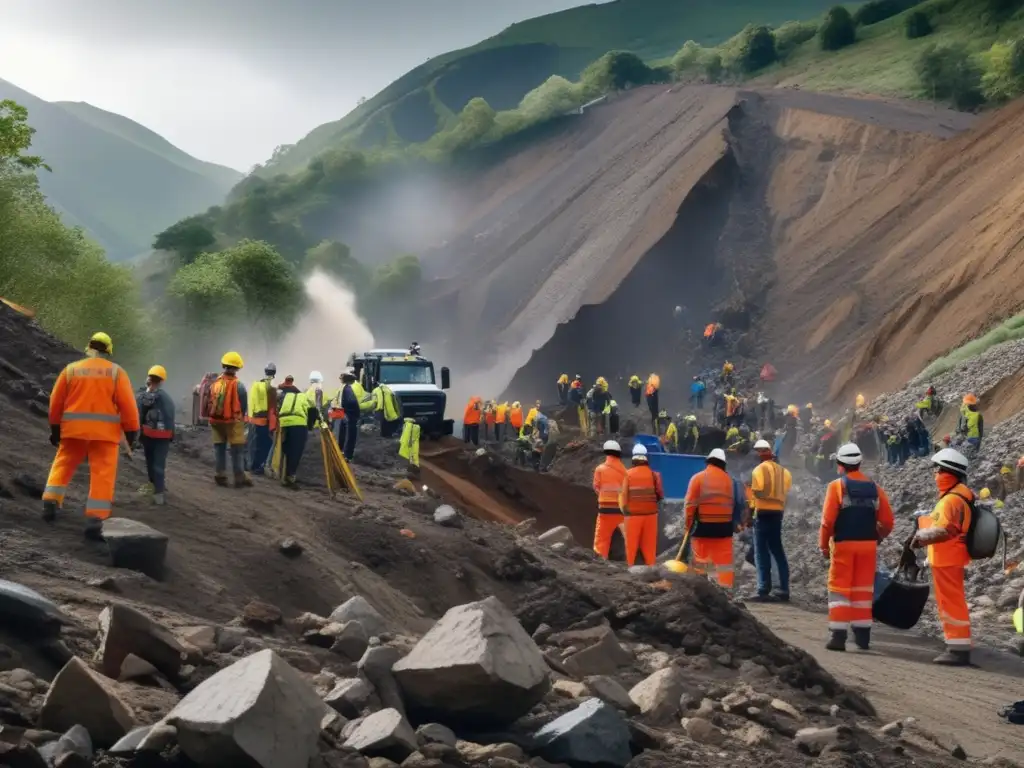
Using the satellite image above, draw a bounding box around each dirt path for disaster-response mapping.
[749,602,1024,762]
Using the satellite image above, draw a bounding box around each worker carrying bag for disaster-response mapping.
[873,534,930,631]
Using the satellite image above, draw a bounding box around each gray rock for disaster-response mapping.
[332,621,370,661]
[216,626,249,652]
[37,725,92,765]
[552,679,589,699]
[138,723,177,753]
[733,722,772,747]
[180,625,217,654]
[109,726,153,755]
[0,580,69,638]
[358,646,406,717]
[101,518,169,579]
[538,526,574,546]
[414,723,456,747]
[40,657,135,748]
[118,653,160,681]
[562,628,634,677]
[584,675,640,714]
[683,717,726,746]
[880,721,903,737]
[0,739,48,768]
[433,505,462,528]
[770,698,804,721]
[628,667,687,724]
[164,649,330,768]
[533,698,632,767]
[456,741,525,762]
[330,596,389,638]
[325,677,377,718]
[794,725,857,755]
[343,708,417,762]
[96,603,186,680]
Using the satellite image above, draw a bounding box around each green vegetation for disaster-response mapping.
[854,0,925,25]
[916,42,984,108]
[819,6,858,50]
[905,10,935,37]
[920,312,1024,378]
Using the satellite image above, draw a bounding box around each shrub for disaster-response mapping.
[854,0,922,26]
[672,40,703,77]
[581,51,659,94]
[774,20,818,58]
[736,24,778,73]
[702,51,725,82]
[919,313,1024,379]
[905,10,934,38]
[982,0,1024,23]
[980,38,1024,101]
[916,43,985,109]
[819,6,857,51]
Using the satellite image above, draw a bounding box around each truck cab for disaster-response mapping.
[348,349,454,439]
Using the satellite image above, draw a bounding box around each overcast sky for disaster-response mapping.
[0,0,585,170]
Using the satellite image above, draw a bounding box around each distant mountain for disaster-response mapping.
[0,78,242,261]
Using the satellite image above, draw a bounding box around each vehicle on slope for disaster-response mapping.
[348,348,453,439]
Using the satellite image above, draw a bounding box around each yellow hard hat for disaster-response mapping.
[1001,466,1012,474]
[221,351,244,369]
[824,419,833,428]
[663,560,689,574]
[147,364,167,380]
[980,488,991,500]
[89,331,113,354]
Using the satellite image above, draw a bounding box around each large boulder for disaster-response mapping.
[0,579,68,637]
[40,657,136,747]
[324,677,377,718]
[342,708,417,762]
[163,649,330,768]
[358,645,406,717]
[562,628,634,677]
[95,603,187,680]
[532,698,632,767]
[330,596,388,638]
[392,596,549,727]
[628,667,687,724]
[101,518,169,579]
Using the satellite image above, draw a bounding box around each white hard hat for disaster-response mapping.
[932,447,969,475]
[753,439,772,451]
[603,440,622,453]
[707,448,727,463]
[309,370,323,382]
[632,444,648,457]
[836,443,863,465]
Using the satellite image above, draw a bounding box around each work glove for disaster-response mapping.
[49,425,60,447]
[124,430,139,449]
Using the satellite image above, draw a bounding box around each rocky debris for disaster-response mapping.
[180,625,218,654]
[331,621,370,661]
[325,677,377,718]
[553,679,589,699]
[733,721,773,747]
[40,657,135,747]
[342,708,417,762]
[279,538,304,558]
[794,725,858,755]
[433,504,463,528]
[562,627,634,677]
[331,596,389,638]
[101,518,169,579]
[164,648,330,768]
[393,596,549,727]
[95,603,186,680]
[242,600,283,631]
[117,653,160,681]
[0,579,68,637]
[682,716,726,746]
[628,667,686,724]
[456,741,525,763]
[533,698,633,767]
[0,738,47,768]
[216,626,250,652]
[37,725,92,766]
[584,675,640,714]
[415,723,456,747]
[358,645,406,717]
[538,526,575,546]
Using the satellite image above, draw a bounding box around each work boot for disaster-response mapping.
[749,593,774,603]
[774,591,791,603]
[214,475,229,487]
[83,517,104,542]
[233,472,254,488]
[825,630,847,651]
[152,492,166,506]
[282,476,299,490]
[853,627,871,650]
[41,500,58,523]
[932,650,971,666]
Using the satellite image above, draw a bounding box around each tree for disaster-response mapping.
[737,25,777,73]
[672,41,703,77]
[819,6,857,51]
[916,43,984,109]
[702,51,725,83]
[854,0,921,26]
[304,239,370,291]
[152,214,217,263]
[580,51,657,95]
[0,99,47,171]
[774,21,818,58]
[905,10,934,38]
[981,38,1024,101]
[371,254,422,301]
[167,252,243,328]
[457,97,497,143]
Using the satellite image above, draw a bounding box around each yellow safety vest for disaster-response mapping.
[374,385,401,422]
[278,391,310,429]
[249,378,271,416]
[399,418,420,466]
[965,410,981,438]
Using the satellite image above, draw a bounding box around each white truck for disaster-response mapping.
[348,348,453,439]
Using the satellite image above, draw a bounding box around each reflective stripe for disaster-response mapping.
[63,412,120,423]
[850,619,873,628]
[946,638,972,646]
[850,601,873,609]
[840,492,880,510]
[85,499,112,511]
[44,485,66,495]
[828,622,850,630]
[940,615,971,626]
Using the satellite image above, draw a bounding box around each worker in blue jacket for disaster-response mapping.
[690,377,706,411]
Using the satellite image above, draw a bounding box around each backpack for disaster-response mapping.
[946,491,1002,560]
[196,373,218,421]
[139,391,161,431]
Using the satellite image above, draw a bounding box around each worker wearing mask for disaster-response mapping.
[277,375,311,488]
[463,396,482,445]
[748,439,793,601]
[592,440,627,559]
[208,352,252,488]
[818,443,894,651]
[136,365,175,506]
[339,371,362,460]
[628,375,642,408]
[247,363,278,475]
[684,448,743,589]
[645,373,661,433]
[619,444,664,566]
[911,448,975,665]
[557,374,570,405]
[43,332,140,539]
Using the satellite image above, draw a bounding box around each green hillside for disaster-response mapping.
[0,78,242,261]
[261,0,843,176]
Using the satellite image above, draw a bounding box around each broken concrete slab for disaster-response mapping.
[101,518,169,580]
[330,596,388,638]
[37,725,92,767]
[40,657,135,748]
[179,625,217,654]
[325,677,377,718]
[0,579,68,637]
[393,596,549,727]
[164,648,330,768]
[95,603,186,680]
[562,628,634,677]
[628,667,687,724]
[118,653,159,682]
[342,708,417,762]
[108,726,153,756]
[533,698,632,767]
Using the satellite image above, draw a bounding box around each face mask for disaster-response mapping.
[935,471,959,495]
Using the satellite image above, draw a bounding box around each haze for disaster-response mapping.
[0,0,586,170]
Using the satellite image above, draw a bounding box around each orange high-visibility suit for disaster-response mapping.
[484,403,496,439]
[509,404,523,430]
[463,397,482,425]
[45,355,139,520]
[916,482,974,652]
[645,374,660,396]
[495,402,508,440]
[819,472,894,638]
[684,465,737,588]
[592,455,627,558]
[620,462,663,566]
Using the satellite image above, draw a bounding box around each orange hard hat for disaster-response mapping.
[962,393,978,406]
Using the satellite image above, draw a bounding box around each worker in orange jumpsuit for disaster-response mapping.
[208,352,252,488]
[509,401,524,438]
[911,448,975,665]
[592,440,627,559]
[620,443,663,566]
[495,401,509,442]
[645,373,660,433]
[684,448,739,589]
[43,331,140,540]
[463,396,482,445]
[818,443,894,651]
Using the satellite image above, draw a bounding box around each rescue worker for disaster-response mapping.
[208,352,252,488]
[524,400,541,436]
[802,403,814,433]
[628,375,642,408]
[306,371,328,429]
[593,440,626,558]
[818,443,894,651]
[690,376,706,411]
[408,341,422,356]
[748,439,793,601]
[620,443,664,567]
[657,409,672,437]
[373,381,402,438]
[645,373,660,433]
[911,448,975,665]
[684,448,743,589]
[916,386,940,419]
[591,377,610,435]
[721,361,735,387]
[661,414,678,453]
[815,419,839,479]
[327,373,349,447]
[463,396,482,445]
[43,332,140,539]
[997,464,1016,501]
[724,390,740,428]
[781,405,799,460]
[247,363,278,475]
[607,399,620,435]
[339,371,362,460]
[557,374,570,405]
[399,417,420,469]
[509,401,524,437]
[495,401,509,442]
[483,400,496,441]
[136,365,175,506]
[680,415,700,454]
[956,393,983,451]
[277,375,311,488]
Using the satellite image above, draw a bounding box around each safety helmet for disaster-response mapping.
[658,410,669,418]
[663,559,688,574]
[309,370,323,383]
[836,443,862,466]
[753,439,772,451]
[980,487,992,500]
[265,362,277,376]
[512,401,521,408]
[962,393,979,406]
[596,376,607,387]
[221,351,244,369]
[603,440,622,453]
[806,403,813,409]
[932,447,969,475]
[824,419,833,428]
[89,331,113,354]
[1001,466,1012,475]
[575,374,581,380]
[707,448,727,463]
[147,364,167,381]
[632,444,648,457]
[686,414,697,421]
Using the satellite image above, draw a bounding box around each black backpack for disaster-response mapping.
[945,491,1002,560]
[139,390,161,431]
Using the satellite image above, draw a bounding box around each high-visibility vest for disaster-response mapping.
[620,465,662,515]
[305,384,326,414]
[495,403,508,423]
[685,466,734,529]
[374,385,401,422]
[628,377,641,390]
[399,418,420,466]
[557,374,569,385]
[277,390,310,428]
[921,484,973,567]
[509,407,523,428]
[525,407,538,426]
[50,355,139,443]
[832,477,880,542]
[593,458,626,510]
[464,399,482,425]
[352,382,375,413]
[662,422,678,448]
[965,410,981,438]
[751,460,790,512]
[208,374,243,424]
[645,375,660,396]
